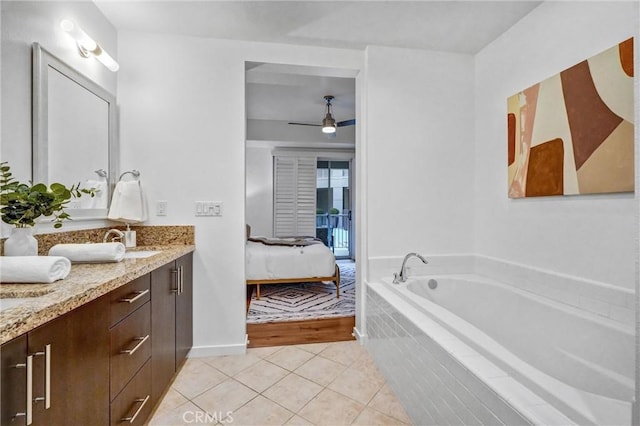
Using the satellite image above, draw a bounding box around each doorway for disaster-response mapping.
[244,61,359,346]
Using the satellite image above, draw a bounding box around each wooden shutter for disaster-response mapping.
[273,155,316,237]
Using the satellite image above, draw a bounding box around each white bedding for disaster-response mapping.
[245,239,336,280]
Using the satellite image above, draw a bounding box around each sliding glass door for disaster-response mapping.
[316,160,351,259]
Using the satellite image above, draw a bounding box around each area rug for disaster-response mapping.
[246,260,355,324]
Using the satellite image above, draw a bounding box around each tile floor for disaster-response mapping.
[148,341,412,425]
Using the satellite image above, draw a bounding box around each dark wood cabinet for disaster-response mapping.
[1,335,27,425]
[109,360,152,426]
[0,252,193,426]
[0,296,110,426]
[29,295,110,426]
[150,261,177,406]
[176,253,194,367]
[109,301,151,400]
[151,253,193,407]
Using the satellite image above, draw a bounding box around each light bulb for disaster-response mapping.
[60,18,119,72]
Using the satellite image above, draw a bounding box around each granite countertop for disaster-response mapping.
[0,245,195,345]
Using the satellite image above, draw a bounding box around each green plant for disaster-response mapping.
[0,162,94,228]
[316,208,324,215]
[330,207,340,214]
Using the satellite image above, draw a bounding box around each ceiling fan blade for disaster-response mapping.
[288,122,321,127]
[336,119,356,127]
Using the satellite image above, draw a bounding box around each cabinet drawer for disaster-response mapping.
[110,302,150,401]
[110,274,151,327]
[110,359,152,426]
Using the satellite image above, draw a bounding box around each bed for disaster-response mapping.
[245,236,340,300]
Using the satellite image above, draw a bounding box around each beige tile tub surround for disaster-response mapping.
[0,242,195,344]
[149,341,412,426]
[0,225,194,255]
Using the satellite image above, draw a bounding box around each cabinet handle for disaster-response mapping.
[120,394,150,423]
[120,335,149,356]
[179,266,184,295]
[45,344,51,409]
[119,289,149,304]
[26,355,33,425]
[12,356,34,424]
[32,345,51,409]
[171,269,179,293]
[10,356,34,424]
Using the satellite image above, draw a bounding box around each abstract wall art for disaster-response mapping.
[507,38,634,198]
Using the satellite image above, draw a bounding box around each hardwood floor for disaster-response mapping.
[247,316,355,348]
[245,278,355,348]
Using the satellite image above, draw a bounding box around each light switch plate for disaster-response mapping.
[195,201,223,217]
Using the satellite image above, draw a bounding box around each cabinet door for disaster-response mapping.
[28,295,109,426]
[1,335,27,426]
[151,261,177,407]
[175,253,193,367]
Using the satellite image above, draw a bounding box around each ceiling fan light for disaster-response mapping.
[322,113,336,133]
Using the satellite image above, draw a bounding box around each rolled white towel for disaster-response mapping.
[48,242,125,263]
[0,256,71,283]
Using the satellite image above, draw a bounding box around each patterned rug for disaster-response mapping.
[246,260,355,324]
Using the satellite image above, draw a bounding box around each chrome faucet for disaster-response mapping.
[393,252,428,284]
[103,229,124,243]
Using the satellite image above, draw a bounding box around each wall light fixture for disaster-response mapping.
[60,19,119,72]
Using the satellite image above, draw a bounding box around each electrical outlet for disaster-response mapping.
[156,200,168,216]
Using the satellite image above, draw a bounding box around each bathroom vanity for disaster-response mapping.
[0,245,194,426]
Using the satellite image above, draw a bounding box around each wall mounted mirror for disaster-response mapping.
[32,42,118,220]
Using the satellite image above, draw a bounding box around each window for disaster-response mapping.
[273,156,317,237]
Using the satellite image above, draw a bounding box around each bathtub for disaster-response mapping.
[365,274,634,425]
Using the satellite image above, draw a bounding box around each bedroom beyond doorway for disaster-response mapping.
[246,260,355,347]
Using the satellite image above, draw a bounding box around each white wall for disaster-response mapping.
[1,1,117,183]
[117,30,362,353]
[474,1,639,289]
[246,146,274,237]
[364,46,476,259]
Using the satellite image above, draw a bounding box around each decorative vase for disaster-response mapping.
[4,227,38,256]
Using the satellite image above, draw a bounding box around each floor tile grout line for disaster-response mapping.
[152,341,410,426]
[364,386,403,423]
[172,363,233,402]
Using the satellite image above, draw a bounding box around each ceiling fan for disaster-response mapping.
[288,95,356,135]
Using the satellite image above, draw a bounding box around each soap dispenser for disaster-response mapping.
[123,223,137,248]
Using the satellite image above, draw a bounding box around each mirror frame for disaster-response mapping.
[32,42,118,219]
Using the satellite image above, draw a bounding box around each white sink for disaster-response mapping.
[123,250,161,259]
[0,297,36,311]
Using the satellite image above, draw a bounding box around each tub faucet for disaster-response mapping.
[103,229,124,243]
[393,252,428,284]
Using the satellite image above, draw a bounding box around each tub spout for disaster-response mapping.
[393,252,428,284]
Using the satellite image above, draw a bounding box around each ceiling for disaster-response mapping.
[95,1,541,54]
[246,63,356,123]
[95,1,541,139]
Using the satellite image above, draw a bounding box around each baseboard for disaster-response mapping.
[352,326,367,343]
[188,336,248,357]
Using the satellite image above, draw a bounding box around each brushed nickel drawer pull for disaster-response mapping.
[11,356,34,423]
[45,344,51,409]
[179,266,184,295]
[120,394,150,423]
[171,269,179,293]
[119,289,149,304]
[31,345,51,409]
[120,335,149,356]
[26,355,33,425]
